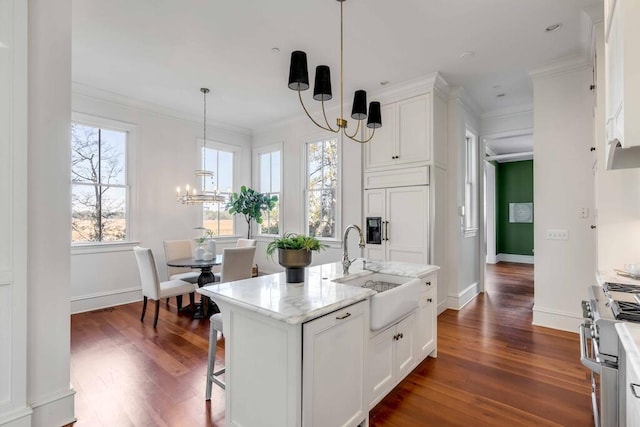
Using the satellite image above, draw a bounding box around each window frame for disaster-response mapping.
[70,112,138,251]
[463,128,478,237]
[253,143,283,238]
[303,134,342,243]
[199,138,240,238]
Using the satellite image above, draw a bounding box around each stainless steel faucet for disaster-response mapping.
[342,224,365,274]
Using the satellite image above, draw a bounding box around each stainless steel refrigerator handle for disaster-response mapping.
[580,324,602,374]
[384,221,389,241]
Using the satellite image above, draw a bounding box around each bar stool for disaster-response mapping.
[206,313,225,400]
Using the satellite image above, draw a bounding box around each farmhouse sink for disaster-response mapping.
[335,272,421,331]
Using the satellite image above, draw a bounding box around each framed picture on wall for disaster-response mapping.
[509,202,533,223]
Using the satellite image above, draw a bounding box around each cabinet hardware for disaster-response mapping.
[590,225,597,229]
[427,298,432,303]
[631,383,640,398]
[393,334,398,341]
[590,84,596,91]
[590,147,596,151]
[398,332,403,339]
[384,221,389,241]
[425,281,431,287]
[336,312,351,320]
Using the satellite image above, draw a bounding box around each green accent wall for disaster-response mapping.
[496,160,534,256]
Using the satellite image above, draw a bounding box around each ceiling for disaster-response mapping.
[72,0,601,134]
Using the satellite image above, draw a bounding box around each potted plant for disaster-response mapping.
[226,186,278,239]
[266,232,326,282]
[194,227,216,260]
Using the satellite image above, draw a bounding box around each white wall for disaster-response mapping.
[446,88,482,309]
[480,109,533,138]
[531,58,596,332]
[27,0,75,424]
[1,0,29,425]
[70,88,252,313]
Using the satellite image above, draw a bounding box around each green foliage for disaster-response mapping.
[194,227,214,245]
[226,186,278,238]
[266,232,327,258]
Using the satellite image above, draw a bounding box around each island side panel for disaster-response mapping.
[223,302,302,427]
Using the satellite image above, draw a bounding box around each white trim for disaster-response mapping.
[481,107,533,120]
[253,142,283,237]
[485,152,534,163]
[532,305,583,333]
[70,286,142,314]
[302,133,342,241]
[496,254,534,264]
[0,407,32,426]
[70,113,139,245]
[72,82,252,136]
[436,301,448,316]
[529,55,591,81]
[447,282,480,310]
[30,388,76,427]
[448,86,483,118]
[71,241,140,255]
[463,228,478,238]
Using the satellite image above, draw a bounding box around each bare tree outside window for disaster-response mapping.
[71,123,128,243]
[306,138,338,239]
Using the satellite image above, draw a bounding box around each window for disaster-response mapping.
[71,119,131,243]
[305,137,339,239]
[202,143,235,236]
[256,146,281,236]
[464,129,478,236]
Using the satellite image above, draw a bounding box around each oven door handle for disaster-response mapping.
[580,323,602,374]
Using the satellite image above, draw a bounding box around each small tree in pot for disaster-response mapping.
[226,186,278,239]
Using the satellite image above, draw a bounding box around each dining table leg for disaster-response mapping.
[193,267,216,319]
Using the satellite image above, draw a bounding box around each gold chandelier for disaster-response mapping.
[176,88,226,205]
[287,0,382,143]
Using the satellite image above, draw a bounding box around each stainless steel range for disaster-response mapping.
[581,281,640,427]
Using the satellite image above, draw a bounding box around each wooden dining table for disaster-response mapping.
[167,255,222,319]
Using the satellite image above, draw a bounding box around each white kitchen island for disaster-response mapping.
[198,260,439,427]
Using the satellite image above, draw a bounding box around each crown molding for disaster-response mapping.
[529,55,591,80]
[481,105,533,120]
[71,82,253,136]
[448,86,483,118]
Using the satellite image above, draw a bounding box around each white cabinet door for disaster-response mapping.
[397,94,430,166]
[418,285,437,359]
[364,103,396,170]
[366,312,417,410]
[394,312,417,380]
[605,0,640,153]
[386,186,429,264]
[364,94,431,171]
[627,362,640,427]
[366,325,395,408]
[302,301,368,427]
[364,186,429,264]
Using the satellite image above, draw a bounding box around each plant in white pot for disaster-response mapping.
[266,233,326,283]
[226,186,278,239]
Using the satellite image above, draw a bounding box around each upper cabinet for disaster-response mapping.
[364,94,431,171]
[605,0,640,169]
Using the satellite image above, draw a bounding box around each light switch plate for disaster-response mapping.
[546,229,569,240]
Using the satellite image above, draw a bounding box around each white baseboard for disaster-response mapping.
[496,253,534,264]
[486,255,498,264]
[532,305,582,333]
[71,286,141,314]
[0,407,33,427]
[30,387,76,427]
[447,282,480,310]
[436,300,448,315]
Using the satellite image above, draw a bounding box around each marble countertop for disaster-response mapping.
[598,270,640,286]
[197,259,439,325]
[616,322,640,375]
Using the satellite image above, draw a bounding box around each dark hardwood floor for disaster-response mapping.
[70,262,593,426]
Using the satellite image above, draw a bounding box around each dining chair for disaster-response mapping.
[236,238,257,248]
[163,240,200,283]
[205,246,256,399]
[133,246,198,328]
[206,312,225,400]
[213,246,256,283]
